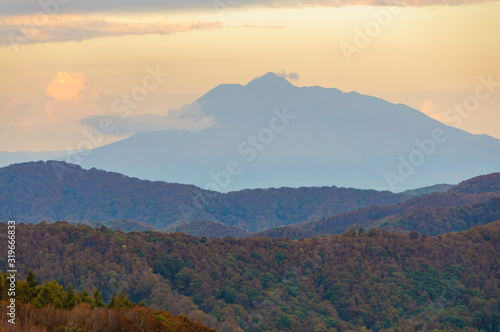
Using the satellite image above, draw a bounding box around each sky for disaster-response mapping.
[0,0,499,152]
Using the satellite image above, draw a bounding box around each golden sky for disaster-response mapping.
[0,0,499,152]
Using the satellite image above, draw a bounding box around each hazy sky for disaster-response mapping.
[0,0,499,152]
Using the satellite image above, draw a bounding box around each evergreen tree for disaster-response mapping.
[92,287,105,308]
[63,283,76,309]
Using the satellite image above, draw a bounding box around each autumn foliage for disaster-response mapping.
[0,271,214,331]
[0,161,408,232]
[1,221,499,331]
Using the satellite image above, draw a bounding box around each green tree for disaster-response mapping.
[63,283,76,309]
[92,287,105,308]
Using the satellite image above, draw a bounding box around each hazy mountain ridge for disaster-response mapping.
[75,73,500,191]
[3,73,498,192]
[74,72,500,191]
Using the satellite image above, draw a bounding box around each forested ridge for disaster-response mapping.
[257,173,500,239]
[2,160,492,239]
[6,162,497,240]
[1,221,499,331]
[0,161,411,232]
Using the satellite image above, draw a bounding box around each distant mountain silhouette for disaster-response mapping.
[1,73,499,192]
[55,72,500,192]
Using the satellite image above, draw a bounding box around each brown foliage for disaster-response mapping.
[0,302,215,332]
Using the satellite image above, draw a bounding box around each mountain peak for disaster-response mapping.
[246,72,294,88]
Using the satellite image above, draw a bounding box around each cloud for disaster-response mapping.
[419,99,445,122]
[0,0,492,46]
[81,102,216,136]
[0,70,214,151]
[0,71,104,151]
[44,71,102,122]
[262,0,495,8]
[46,71,100,103]
[0,0,494,16]
[0,15,222,46]
[277,70,300,81]
[44,71,215,138]
[232,24,285,29]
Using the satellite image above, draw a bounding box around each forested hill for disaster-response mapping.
[257,173,500,239]
[0,221,499,331]
[450,173,500,194]
[0,161,411,232]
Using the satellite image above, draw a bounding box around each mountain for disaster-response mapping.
[0,161,408,232]
[2,221,499,331]
[450,172,500,194]
[257,173,500,238]
[53,72,500,192]
[3,161,498,238]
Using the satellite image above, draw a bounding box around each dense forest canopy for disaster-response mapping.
[1,221,499,331]
[0,161,414,232]
[3,162,498,239]
[257,174,500,239]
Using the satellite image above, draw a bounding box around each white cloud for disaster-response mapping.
[81,102,216,136]
[277,70,300,81]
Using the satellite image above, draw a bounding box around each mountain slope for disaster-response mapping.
[0,161,408,232]
[450,172,500,194]
[2,221,499,331]
[257,173,500,238]
[63,72,500,192]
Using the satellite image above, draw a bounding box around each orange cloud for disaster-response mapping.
[0,71,105,150]
[44,71,101,122]
[46,71,100,103]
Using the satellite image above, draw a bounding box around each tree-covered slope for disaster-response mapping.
[1,221,499,331]
[257,173,500,239]
[0,161,408,232]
